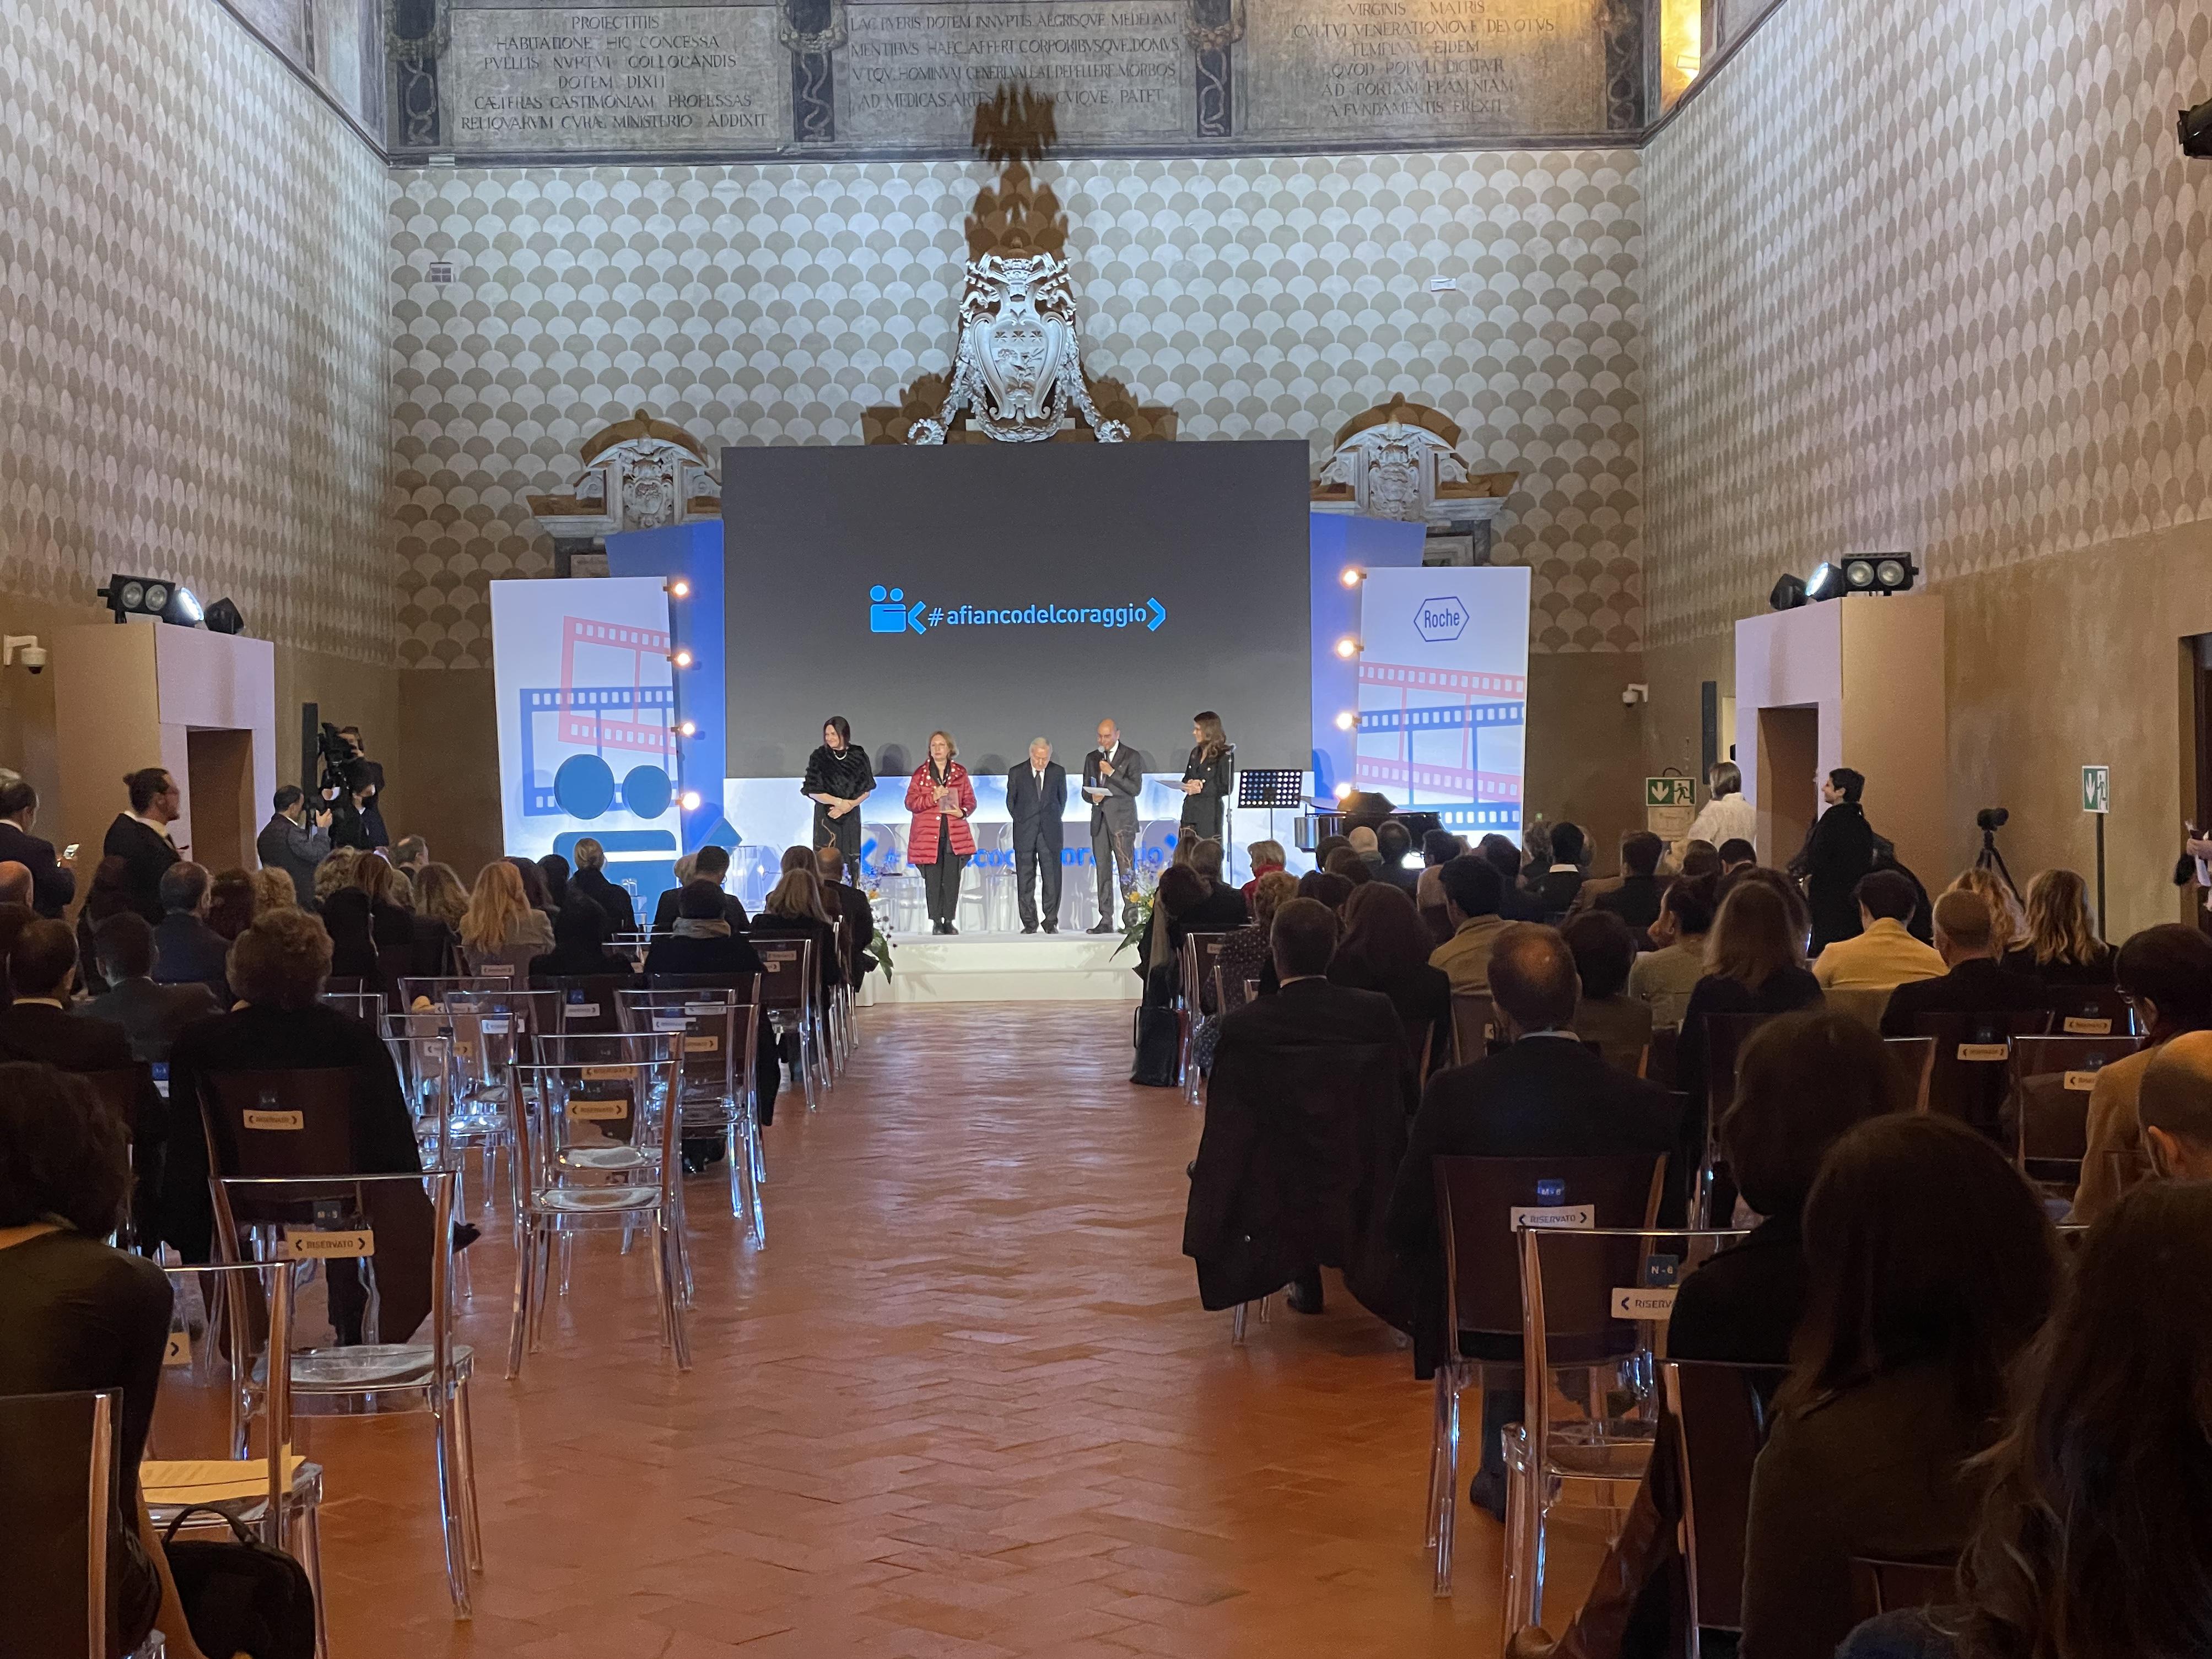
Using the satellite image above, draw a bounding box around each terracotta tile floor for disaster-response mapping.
[310,1003,1527,1656]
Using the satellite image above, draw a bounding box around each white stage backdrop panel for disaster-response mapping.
[490,578,681,896]
[1355,567,1530,834]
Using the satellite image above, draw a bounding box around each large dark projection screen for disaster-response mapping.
[722,442,1313,777]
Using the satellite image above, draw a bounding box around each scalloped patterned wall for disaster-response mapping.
[388,151,1646,667]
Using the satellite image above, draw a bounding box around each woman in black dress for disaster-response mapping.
[1179,710,1233,845]
[802,716,875,868]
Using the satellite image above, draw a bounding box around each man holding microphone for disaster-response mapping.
[1083,718,1142,933]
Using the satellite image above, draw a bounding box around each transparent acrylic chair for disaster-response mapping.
[382,1011,459,1172]
[509,1044,689,1376]
[1500,1223,1750,1639]
[0,1388,117,1659]
[141,1258,331,1651]
[617,983,765,1242]
[208,1170,480,1619]
[319,989,388,1026]
[717,938,822,1111]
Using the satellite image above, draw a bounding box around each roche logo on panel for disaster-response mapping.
[1415,596,1468,642]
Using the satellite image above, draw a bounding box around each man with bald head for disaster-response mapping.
[1387,921,1681,1516]
[1081,717,1141,931]
[2138,1029,2212,1182]
[0,863,30,909]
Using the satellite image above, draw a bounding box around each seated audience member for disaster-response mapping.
[150,862,230,997]
[507,855,555,916]
[162,911,426,1311]
[322,851,414,982]
[0,1067,214,1659]
[203,868,257,943]
[1515,1010,1914,1659]
[641,880,781,1125]
[1717,837,1756,873]
[751,864,843,1006]
[1572,830,1666,931]
[536,852,571,910]
[783,843,843,940]
[1184,898,1413,1317]
[1428,854,1512,997]
[1240,839,1287,902]
[1814,869,1947,992]
[391,834,430,876]
[1719,861,1814,944]
[1211,870,1299,1014]
[1839,1181,2212,1659]
[2000,867,2115,986]
[78,913,219,1064]
[1324,845,1374,887]
[817,846,876,991]
[1479,832,1547,921]
[2068,923,2212,1225]
[1945,866,2025,960]
[458,858,554,979]
[395,862,460,979]
[1330,880,1452,1074]
[1374,819,1421,896]
[529,897,638,983]
[1879,890,2048,1035]
[312,844,363,909]
[412,860,470,933]
[1534,821,1588,920]
[249,864,298,917]
[2138,1029,2212,1181]
[1677,838,1722,881]
[1388,923,1679,1514]
[0,899,32,1008]
[1137,864,1208,1004]
[1414,829,1465,943]
[0,917,155,1184]
[1297,868,1354,913]
[1741,1115,2057,1659]
[1675,878,1823,1113]
[569,836,638,935]
[1311,833,1351,871]
[1563,910,1653,1074]
[71,854,136,997]
[0,862,30,907]
[1346,825,1385,877]
[1182,839,1250,928]
[0,775,75,916]
[1627,874,1717,1029]
[650,841,749,933]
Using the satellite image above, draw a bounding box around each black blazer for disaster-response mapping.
[1665,1211,1807,1365]
[1006,761,1067,851]
[1535,868,1585,920]
[650,885,749,935]
[570,866,638,935]
[0,819,74,917]
[1878,958,2049,1035]
[641,928,767,983]
[1328,956,1452,1077]
[150,912,231,996]
[102,815,179,923]
[826,879,876,988]
[1386,1034,1681,1376]
[1081,744,1142,834]
[75,976,221,1066]
[1794,802,1876,949]
[1179,746,1233,841]
[0,1000,136,1072]
[1594,873,1665,931]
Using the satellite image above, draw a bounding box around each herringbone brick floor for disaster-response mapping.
[309,1003,1523,1655]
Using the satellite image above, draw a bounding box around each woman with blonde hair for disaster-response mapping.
[751,862,841,1003]
[1946,866,2025,960]
[1675,877,1824,1114]
[568,834,637,933]
[412,861,468,930]
[2003,867,2114,986]
[313,844,362,906]
[458,858,553,977]
[249,864,299,915]
[903,729,975,934]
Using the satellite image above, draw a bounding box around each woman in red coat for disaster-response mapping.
[904,729,977,934]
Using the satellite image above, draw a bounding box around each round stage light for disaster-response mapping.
[120,581,144,611]
[1340,566,1363,587]
[668,579,690,598]
[676,720,697,737]
[1843,558,1876,590]
[1875,556,1911,590]
[1804,563,1843,603]
[1334,711,1355,731]
[143,583,169,613]
[1334,636,1359,659]
[679,790,702,812]
[671,648,694,668]
[1333,782,1353,800]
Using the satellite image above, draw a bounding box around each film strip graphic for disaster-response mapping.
[1353,659,1525,810]
[520,617,677,816]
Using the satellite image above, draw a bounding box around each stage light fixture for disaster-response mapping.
[2182,95,2212,158]
[1768,574,1808,610]
[1805,562,1845,603]
[671,648,694,668]
[98,572,202,625]
[1334,636,1360,659]
[1837,553,1917,596]
[204,597,244,635]
[1334,711,1355,731]
[1339,566,1364,587]
[1333,782,1353,801]
[679,790,702,811]
[668,579,690,598]
[675,720,697,738]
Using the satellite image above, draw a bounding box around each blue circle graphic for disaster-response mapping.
[553,754,617,820]
[622,765,673,820]
[870,584,887,601]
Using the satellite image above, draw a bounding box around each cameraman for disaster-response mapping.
[323,725,389,850]
[256,785,331,906]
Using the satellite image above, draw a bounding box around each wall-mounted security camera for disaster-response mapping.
[3,636,45,674]
[1621,682,1650,707]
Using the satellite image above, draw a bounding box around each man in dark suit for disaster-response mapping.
[0,778,74,917]
[1374,819,1422,898]
[1879,888,2049,1034]
[1574,829,1666,932]
[648,842,751,934]
[0,918,136,1072]
[1082,717,1142,932]
[1185,898,1415,1316]
[816,846,875,991]
[150,863,231,998]
[104,766,183,923]
[1386,921,1680,1515]
[1533,821,1588,921]
[1007,738,1067,934]
[78,912,220,1063]
[255,783,331,906]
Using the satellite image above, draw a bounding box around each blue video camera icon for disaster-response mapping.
[870,585,922,634]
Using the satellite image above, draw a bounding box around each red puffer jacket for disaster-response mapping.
[903,763,977,864]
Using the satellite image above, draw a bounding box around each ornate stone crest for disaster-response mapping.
[1310,394,1519,561]
[525,408,720,574]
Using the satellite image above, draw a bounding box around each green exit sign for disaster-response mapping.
[2081,766,2109,814]
[1645,776,1695,809]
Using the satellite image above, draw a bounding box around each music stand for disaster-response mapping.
[1236,769,1306,880]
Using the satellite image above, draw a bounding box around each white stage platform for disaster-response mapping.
[867,931,1141,1004]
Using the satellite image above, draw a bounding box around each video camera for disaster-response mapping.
[1976,806,2008,833]
[316,722,362,797]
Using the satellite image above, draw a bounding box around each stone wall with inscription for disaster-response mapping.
[387,148,1645,665]
[392,0,1640,158]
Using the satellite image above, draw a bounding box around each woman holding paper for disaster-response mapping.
[904,731,977,934]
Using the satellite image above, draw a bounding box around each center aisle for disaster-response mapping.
[324,1004,1509,1657]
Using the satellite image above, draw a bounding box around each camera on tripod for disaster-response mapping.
[316,722,360,796]
[1976,807,2008,833]
[1974,805,2014,893]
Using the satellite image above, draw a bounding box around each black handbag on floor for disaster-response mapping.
[1131,1006,1181,1087]
[161,1505,317,1659]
